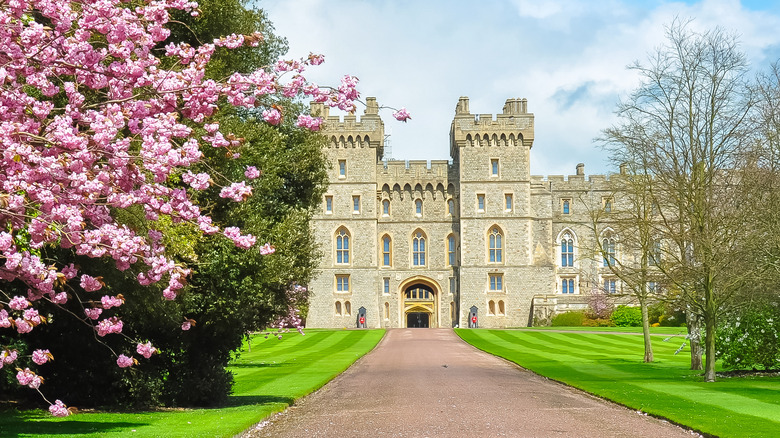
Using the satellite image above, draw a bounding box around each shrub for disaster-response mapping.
[610,305,643,327]
[716,303,780,370]
[582,318,615,327]
[551,311,585,327]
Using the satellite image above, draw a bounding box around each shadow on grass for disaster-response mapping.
[0,410,146,438]
[224,395,295,407]
[228,362,286,368]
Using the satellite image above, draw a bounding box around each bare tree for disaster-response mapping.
[601,19,756,381]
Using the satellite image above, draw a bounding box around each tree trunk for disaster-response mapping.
[640,297,654,362]
[704,286,717,382]
[687,308,703,370]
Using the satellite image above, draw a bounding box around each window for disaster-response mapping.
[449,277,456,295]
[647,281,658,293]
[382,235,392,267]
[561,277,575,294]
[505,194,513,211]
[498,300,505,315]
[560,232,574,267]
[405,287,432,300]
[477,194,485,212]
[603,236,616,267]
[447,199,455,215]
[562,199,571,215]
[489,273,503,291]
[344,301,352,316]
[488,300,496,315]
[489,227,503,263]
[336,275,350,293]
[649,240,661,266]
[447,234,456,266]
[383,278,390,295]
[338,159,346,177]
[335,228,350,264]
[412,231,426,266]
[352,195,360,214]
[384,302,390,319]
[415,199,422,216]
[491,158,499,176]
[325,195,333,214]
[382,199,390,216]
[603,197,613,213]
[335,301,342,315]
[603,278,617,294]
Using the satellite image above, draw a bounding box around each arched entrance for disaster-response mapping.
[400,276,440,328]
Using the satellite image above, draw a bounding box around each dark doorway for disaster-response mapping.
[407,312,430,328]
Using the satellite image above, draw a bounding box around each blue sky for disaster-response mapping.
[261,0,780,176]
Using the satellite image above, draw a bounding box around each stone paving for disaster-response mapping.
[240,329,696,437]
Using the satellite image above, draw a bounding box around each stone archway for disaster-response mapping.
[399,276,440,328]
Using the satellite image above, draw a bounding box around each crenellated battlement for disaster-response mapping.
[377,160,454,193]
[450,97,535,157]
[311,98,385,154]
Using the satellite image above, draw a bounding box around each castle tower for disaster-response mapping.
[450,97,553,327]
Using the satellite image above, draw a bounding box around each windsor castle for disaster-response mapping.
[306,97,624,329]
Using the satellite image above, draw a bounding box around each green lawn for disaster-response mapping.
[514,326,688,335]
[456,328,780,438]
[0,329,384,438]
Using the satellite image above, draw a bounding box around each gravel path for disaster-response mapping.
[240,328,695,438]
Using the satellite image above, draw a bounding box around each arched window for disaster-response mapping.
[498,300,505,315]
[335,228,350,264]
[561,277,575,294]
[447,199,455,215]
[415,199,423,215]
[382,199,390,216]
[488,300,496,315]
[603,235,616,267]
[561,231,574,267]
[384,302,390,319]
[447,234,456,266]
[344,301,351,316]
[412,231,426,266]
[382,235,392,267]
[335,301,342,315]
[489,227,503,263]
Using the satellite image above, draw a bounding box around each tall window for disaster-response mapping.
[336,275,350,293]
[505,194,513,211]
[382,235,392,267]
[338,159,346,177]
[498,300,505,315]
[352,195,360,213]
[412,231,426,266]
[447,234,456,266]
[562,199,570,214]
[603,197,613,213]
[604,278,617,294]
[561,277,575,294]
[344,301,352,316]
[335,301,342,315]
[488,300,496,315]
[382,199,390,216]
[415,199,422,215]
[491,158,499,176]
[561,232,574,267]
[384,302,390,319]
[447,199,455,215]
[603,236,616,267]
[383,278,390,295]
[489,227,503,263]
[335,228,350,264]
[477,194,485,211]
[489,273,503,291]
[649,240,661,266]
[325,195,333,214]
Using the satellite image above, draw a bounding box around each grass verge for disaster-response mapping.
[0,329,385,438]
[456,328,780,438]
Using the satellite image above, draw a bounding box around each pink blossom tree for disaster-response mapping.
[0,0,406,414]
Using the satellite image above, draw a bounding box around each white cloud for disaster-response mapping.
[261,0,780,176]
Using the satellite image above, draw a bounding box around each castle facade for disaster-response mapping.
[306,97,620,328]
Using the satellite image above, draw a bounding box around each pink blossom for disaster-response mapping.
[96,317,123,336]
[182,321,192,331]
[0,232,13,251]
[182,171,211,190]
[308,53,325,65]
[84,308,103,320]
[219,182,252,202]
[32,349,52,365]
[116,354,134,368]
[0,310,10,328]
[295,115,323,131]
[9,296,30,310]
[16,319,33,334]
[101,295,124,309]
[392,108,412,122]
[259,243,276,255]
[49,400,70,417]
[16,368,42,388]
[80,275,103,292]
[244,166,260,179]
[1,349,18,366]
[262,108,282,125]
[136,342,157,359]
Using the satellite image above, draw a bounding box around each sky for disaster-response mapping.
[260,0,780,176]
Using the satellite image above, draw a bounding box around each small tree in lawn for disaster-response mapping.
[0,0,410,414]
